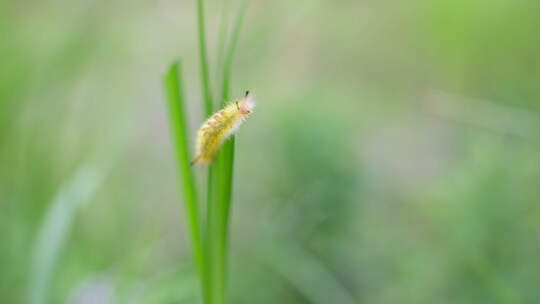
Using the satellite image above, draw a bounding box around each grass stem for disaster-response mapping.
[217,0,249,278]
[196,0,214,116]
[164,62,209,303]
[207,1,250,302]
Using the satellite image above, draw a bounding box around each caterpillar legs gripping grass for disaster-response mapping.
[192,91,255,166]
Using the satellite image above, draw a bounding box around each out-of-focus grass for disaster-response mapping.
[29,162,106,304]
[1,0,540,303]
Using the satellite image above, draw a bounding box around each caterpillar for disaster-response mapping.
[191,91,256,165]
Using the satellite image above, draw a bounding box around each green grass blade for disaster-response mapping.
[196,0,214,116]
[219,0,249,210]
[29,162,105,304]
[261,241,358,304]
[194,0,219,303]
[206,163,222,304]
[221,0,248,104]
[215,0,231,80]
[163,62,208,303]
[218,0,249,273]
[206,1,250,303]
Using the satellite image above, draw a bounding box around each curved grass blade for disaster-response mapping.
[28,162,106,304]
[163,62,208,303]
[261,241,358,304]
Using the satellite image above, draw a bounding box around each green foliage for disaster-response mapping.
[1,1,540,303]
[165,1,249,303]
[164,62,207,302]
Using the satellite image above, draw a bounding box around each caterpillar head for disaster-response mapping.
[238,90,255,115]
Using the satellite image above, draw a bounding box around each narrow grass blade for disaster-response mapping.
[262,242,358,304]
[206,1,250,303]
[221,0,249,104]
[217,0,249,275]
[194,1,220,303]
[205,163,222,304]
[215,0,231,80]
[163,62,208,303]
[196,0,214,116]
[28,162,105,304]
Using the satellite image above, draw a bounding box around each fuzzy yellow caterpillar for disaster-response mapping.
[191,91,255,165]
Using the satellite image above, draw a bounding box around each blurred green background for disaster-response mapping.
[2,0,540,303]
